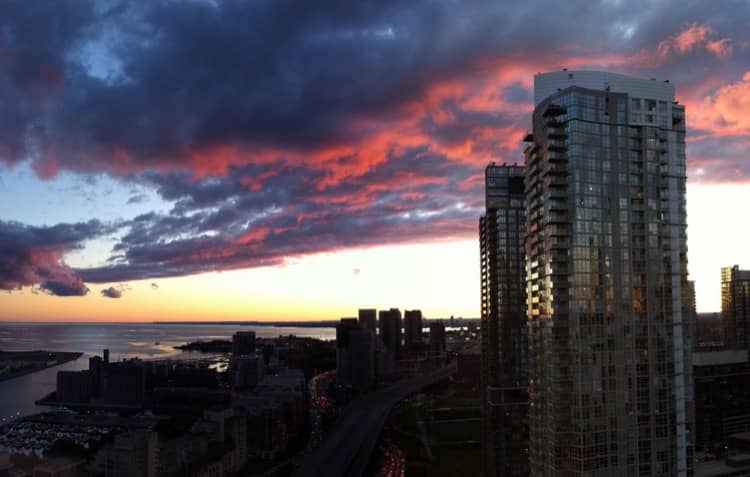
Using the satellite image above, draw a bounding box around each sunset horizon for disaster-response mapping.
[1,2,748,319]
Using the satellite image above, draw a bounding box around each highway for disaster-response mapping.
[291,364,456,477]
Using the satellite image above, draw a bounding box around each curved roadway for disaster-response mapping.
[291,364,456,477]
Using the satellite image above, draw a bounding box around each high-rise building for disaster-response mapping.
[525,70,693,476]
[232,331,256,357]
[378,308,402,360]
[479,163,528,477]
[429,321,446,353]
[721,265,750,349]
[684,279,697,357]
[358,308,377,335]
[336,318,375,390]
[337,318,360,345]
[404,309,423,350]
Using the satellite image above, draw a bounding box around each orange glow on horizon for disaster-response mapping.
[0,240,481,322]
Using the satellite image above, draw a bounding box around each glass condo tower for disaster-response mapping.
[524,71,693,476]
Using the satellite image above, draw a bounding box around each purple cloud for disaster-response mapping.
[100,286,122,299]
[0,220,112,296]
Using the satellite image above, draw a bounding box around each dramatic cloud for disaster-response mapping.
[0,0,749,289]
[657,23,733,59]
[0,220,112,296]
[77,150,479,282]
[100,286,122,299]
[692,72,750,136]
[0,1,745,176]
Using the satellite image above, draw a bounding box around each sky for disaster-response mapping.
[0,0,749,321]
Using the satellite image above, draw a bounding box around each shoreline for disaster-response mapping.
[0,352,83,383]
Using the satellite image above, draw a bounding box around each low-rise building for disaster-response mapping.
[694,350,750,448]
[56,371,92,404]
[33,458,84,477]
[94,430,158,477]
[230,354,264,389]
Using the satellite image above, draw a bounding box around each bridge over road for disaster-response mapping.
[291,364,457,477]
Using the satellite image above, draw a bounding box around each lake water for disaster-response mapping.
[0,323,335,423]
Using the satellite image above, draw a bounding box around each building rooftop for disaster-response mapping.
[534,70,674,105]
[693,350,748,367]
[696,459,750,477]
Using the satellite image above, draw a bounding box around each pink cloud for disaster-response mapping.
[0,247,88,296]
[689,71,750,137]
[657,23,733,59]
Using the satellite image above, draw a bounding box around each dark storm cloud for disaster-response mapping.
[0,0,748,289]
[0,0,744,173]
[0,220,114,295]
[0,0,94,168]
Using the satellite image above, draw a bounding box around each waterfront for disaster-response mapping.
[0,322,335,422]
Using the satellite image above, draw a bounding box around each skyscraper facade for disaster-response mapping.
[721,265,750,349]
[379,308,403,360]
[404,309,423,350]
[525,71,693,476]
[358,308,377,335]
[429,321,446,353]
[336,318,375,391]
[480,163,528,477]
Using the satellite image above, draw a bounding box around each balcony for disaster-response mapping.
[548,151,568,162]
[547,161,568,173]
[548,130,568,140]
[548,199,568,211]
[545,193,567,206]
[547,140,568,152]
[548,212,569,224]
[543,104,567,118]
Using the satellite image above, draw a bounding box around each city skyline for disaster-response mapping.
[1,1,750,321]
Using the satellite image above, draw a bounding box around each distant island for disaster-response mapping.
[0,350,83,382]
[174,340,232,353]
